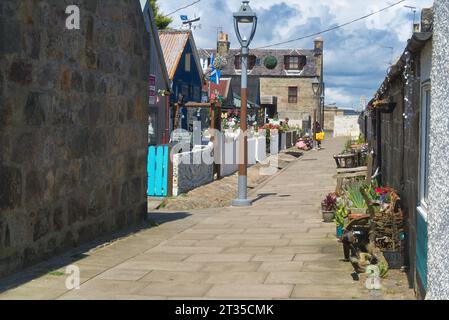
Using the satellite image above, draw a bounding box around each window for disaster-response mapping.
[185,53,191,72]
[419,84,431,216]
[284,55,306,70]
[288,87,298,103]
[248,55,256,70]
[234,55,241,69]
[234,55,256,70]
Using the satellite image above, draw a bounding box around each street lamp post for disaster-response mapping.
[312,77,321,150]
[232,0,257,207]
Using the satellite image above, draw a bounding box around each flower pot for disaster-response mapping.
[321,209,335,223]
[349,208,367,216]
[336,225,344,239]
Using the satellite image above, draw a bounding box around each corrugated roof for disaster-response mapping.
[158,30,190,80]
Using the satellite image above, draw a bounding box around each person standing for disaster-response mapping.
[314,121,323,150]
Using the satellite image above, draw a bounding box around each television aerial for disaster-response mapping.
[180,15,201,30]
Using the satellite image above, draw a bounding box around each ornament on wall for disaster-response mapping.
[264,55,278,69]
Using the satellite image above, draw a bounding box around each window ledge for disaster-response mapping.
[417,205,428,222]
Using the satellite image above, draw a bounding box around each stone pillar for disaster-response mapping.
[427,0,449,300]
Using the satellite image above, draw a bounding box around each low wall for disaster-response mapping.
[172,146,214,196]
[333,116,361,137]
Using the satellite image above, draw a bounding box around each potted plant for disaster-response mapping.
[345,183,368,219]
[321,193,337,222]
[335,204,348,239]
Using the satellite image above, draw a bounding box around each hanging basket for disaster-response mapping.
[372,99,396,113]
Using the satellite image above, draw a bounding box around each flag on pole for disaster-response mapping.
[209,54,221,85]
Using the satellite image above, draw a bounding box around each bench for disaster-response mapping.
[334,154,373,194]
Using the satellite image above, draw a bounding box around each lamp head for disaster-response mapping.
[233,0,258,48]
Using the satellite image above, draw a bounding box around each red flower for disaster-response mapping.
[375,188,383,194]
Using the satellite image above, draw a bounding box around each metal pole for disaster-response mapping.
[233,47,251,206]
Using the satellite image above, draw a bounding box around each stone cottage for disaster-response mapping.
[200,33,324,128]
[362,7,433,299]
[0,0,150,277]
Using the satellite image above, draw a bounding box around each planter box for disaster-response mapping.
[383,250,403,269]
[376,102,396,113]
[286,132,293,148]
[333,153,359,168]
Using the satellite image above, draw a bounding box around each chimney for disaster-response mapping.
[314,37,324,79]
[421,7,434,32]
[217,31,230,56]
[314,37,323,55]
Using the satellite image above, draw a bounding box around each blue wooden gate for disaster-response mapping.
[147,145,169,197]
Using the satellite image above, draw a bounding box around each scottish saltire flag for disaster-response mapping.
[209,54,221,85]
[180,15,188,21]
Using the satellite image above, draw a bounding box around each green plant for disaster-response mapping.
[356,134,366,145]
[345,182,367,209]
[335,205,348,228]
[150,0,173,30]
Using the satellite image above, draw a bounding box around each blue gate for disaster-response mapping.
[147,145,169,197]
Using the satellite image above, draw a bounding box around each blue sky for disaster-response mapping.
[141,0,434,109]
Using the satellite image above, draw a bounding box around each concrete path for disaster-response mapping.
[0,137,367,300]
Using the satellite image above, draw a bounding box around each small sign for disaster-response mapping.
[149,74,157,105]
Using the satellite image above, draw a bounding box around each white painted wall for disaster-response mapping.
[333,115,361,137]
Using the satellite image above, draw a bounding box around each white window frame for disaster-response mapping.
[417,81,431,222]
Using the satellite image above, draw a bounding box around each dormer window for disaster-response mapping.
[234,54,257,70]
[284,55,306,70]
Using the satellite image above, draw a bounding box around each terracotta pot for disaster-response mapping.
[349,208,367,215]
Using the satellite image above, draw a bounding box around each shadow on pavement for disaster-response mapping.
[0,213,189,294]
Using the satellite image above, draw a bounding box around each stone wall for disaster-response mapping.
[324,108,344,132]
[0,0,149,277]
[427,0,449,300]
[260,77,317,121]
[333,116,361,138]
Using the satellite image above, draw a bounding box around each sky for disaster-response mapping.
[141,0,434,109]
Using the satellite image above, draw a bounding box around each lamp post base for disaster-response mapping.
[232,198,252,207]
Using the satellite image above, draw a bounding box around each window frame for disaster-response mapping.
[288,86,298,104]
[418,81,431,221]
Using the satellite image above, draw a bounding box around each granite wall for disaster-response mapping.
[427,0,449,300]
[0,0,149,277]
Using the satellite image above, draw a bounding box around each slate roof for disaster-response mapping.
[199,48,319,78]
[159,30,203,80]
